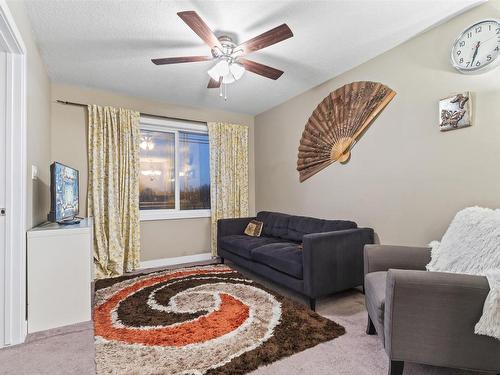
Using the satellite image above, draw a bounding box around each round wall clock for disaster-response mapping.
[450,19,500,74]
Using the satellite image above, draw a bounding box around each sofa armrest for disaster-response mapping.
[217,217,255,242]
[303,228,374,297]
[384,269,499,371]
[364,245,431,275]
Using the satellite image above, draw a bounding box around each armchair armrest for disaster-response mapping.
[303,228,374,297]
[364,245,431,275]
[384,269,499,372]
[217,217,256,241]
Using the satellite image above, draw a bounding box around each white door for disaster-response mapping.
[0,50,6,346]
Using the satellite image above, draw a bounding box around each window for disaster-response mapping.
[139,130,175,210]
[139,116,210,220]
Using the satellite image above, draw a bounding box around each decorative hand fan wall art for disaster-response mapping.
[297,81,396,182]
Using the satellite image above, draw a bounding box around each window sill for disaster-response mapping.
[140,209,211,222]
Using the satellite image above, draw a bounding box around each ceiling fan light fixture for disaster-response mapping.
[230,62,245,80]
[208,59,230,80]
[221,72,235,84]
[140,136,155,151]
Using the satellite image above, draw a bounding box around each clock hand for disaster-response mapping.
[482,34,499,43]
[471,41,481,64]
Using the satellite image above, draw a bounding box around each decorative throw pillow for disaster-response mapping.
[244,220,263,237]
[427,206,500,340]
[426,206,500,275]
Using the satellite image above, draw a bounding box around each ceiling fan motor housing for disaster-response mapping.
[212,35,237,58]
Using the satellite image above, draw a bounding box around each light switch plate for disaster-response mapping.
[31,165,38,180]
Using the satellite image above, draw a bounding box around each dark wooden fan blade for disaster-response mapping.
[239,58,284,80]
[236,24,293,55]
[177,11,222,50]
[151,56,212,65]
[207,77,222,88]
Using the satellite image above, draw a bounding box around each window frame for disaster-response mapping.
[139,116,211,221]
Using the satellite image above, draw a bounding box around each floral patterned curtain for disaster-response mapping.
[88,105,141,279]
[208,122,249,256]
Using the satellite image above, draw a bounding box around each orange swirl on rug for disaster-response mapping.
[94,269,249,346]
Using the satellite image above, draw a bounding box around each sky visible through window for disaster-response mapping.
[179,131,210,210]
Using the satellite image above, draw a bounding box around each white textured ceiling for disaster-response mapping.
[25,0,481,115]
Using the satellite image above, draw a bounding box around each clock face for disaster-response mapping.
[451,19,500,73]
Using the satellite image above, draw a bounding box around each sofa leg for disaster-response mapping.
[388,360,404,375]
[220,257,224,264]
[309,298,316,311]
[366,316,376,335]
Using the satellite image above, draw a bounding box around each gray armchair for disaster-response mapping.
[364,245,500,375]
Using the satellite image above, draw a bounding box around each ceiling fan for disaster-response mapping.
[151,11,294,99]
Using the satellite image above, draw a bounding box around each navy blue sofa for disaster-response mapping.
[217,211,374,310]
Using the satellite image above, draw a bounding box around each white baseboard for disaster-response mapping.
[139,253,214,270]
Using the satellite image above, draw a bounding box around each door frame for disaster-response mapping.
[0,1,27,347]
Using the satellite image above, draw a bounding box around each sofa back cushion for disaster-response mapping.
[256,211,357,242]
[256,211,290,238]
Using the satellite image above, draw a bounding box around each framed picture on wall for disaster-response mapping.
[439,92,472,131]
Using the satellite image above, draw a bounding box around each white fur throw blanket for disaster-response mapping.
[427,207,500,340]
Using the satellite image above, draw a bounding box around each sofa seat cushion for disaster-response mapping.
[251,243,304,279]
[365,271,387,340]
[219,235,283,260]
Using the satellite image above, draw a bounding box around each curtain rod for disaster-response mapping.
[55,100,207,125]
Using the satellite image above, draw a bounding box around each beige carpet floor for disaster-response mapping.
[0,261,491,375]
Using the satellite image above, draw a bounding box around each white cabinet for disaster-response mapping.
[27,219,93,333]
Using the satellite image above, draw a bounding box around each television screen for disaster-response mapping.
[49,162,79,222]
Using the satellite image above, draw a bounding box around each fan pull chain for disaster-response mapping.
[217,82,229,101]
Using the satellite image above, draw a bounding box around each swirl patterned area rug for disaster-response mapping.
[94,265,345,375]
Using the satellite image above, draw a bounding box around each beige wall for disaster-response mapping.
[50,84,255,261]
[255,2,500,247]
[7,1,51,227]
[12,0,498,255]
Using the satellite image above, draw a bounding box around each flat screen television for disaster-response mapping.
[48,162,80,224]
